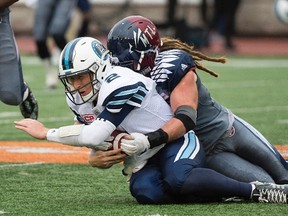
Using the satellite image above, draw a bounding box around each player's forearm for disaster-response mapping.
[0,0,18,9]
[162,118,187,142]
[47,120,116,149]
[164,70,198,141]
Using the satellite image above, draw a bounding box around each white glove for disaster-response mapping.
[122,144,165,181]
[120,133,150,156]
[123,155,148,181]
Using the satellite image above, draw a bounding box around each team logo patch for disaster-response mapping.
[229,126,236,137]
[81,114,95,123]
[181,64,188,71]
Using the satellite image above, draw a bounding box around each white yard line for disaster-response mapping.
[231,105,288,114]
[22,56,288,68]
[277,119,288,124]
[206,79,276,89]
[0,162,45,168]
[207,59,288,68]
[0,115,72,124]
[1,106,288,124]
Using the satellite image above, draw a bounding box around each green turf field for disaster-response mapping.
[1,55,288,215]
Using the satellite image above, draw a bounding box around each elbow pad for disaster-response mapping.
[174,105,197,132]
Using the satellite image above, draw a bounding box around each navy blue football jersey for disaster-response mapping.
[151,49,234,151]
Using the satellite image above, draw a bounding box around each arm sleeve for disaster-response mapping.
[46,119,116,149]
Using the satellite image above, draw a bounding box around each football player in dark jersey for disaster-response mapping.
[0,0,38,119]
[16,36,288,205]
[90,15,288,186]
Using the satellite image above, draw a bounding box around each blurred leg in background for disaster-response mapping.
[76,0,92,37]
[209,0,242,50]
[33,0,77,89]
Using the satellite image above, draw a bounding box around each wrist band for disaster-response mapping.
[146,128,168,148]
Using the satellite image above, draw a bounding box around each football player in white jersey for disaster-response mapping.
[15,37,288,204]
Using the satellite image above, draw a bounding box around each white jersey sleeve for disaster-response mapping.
[97,66,155,113]
[46,118,116,150]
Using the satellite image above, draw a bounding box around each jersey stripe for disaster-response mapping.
[174,131,200,162]
[62,38,81,70]
[103,82,149,113]
[234,115,276,154]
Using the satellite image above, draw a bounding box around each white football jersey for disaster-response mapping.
[66,66,173,143]
[46,65,173,172]
[97,66,173,134]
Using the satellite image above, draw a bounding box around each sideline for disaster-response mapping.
[0,141,90,164]
[0,141,287,164]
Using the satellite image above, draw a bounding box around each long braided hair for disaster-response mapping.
[160,37,227,77]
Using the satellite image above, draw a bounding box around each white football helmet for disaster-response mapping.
[275,0,288,25]
[59,37,111,105]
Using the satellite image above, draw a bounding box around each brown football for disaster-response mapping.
[110,130,128,150]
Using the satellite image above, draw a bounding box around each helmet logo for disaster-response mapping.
[92,40,108,60]
[133,28,149,48]
[133,25,156,49]
[144,25,157,40]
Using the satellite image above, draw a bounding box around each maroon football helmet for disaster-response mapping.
[107,15,162,76]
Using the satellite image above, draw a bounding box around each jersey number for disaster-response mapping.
[105,73,120,83]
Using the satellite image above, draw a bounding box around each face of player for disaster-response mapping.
[67,72,93,97]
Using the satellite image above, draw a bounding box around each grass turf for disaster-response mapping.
[0,55,288,215]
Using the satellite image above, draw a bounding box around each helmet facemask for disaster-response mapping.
[112,42,160,77]
[135,46,159,76]
[59,37,111,105]
[59,65,100,105]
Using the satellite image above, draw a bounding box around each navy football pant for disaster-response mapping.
[129,131,252,204]
[0,8,26,105]
[207,115,288,184]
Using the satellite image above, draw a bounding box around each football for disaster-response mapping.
[275,0,288,25]
[110,130,128,150]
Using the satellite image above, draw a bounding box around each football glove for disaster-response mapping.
[121,133,150,156]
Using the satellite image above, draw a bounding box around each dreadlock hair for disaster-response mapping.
[160,37,227,77]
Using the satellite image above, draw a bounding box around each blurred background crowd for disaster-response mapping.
[9,0,288,56]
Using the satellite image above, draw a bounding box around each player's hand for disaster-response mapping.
[121,133,150,156]
[14,118,49,140]
[88,149,126,169]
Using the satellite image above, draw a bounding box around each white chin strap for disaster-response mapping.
[82,77,101,104]
[82,90,94,103]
